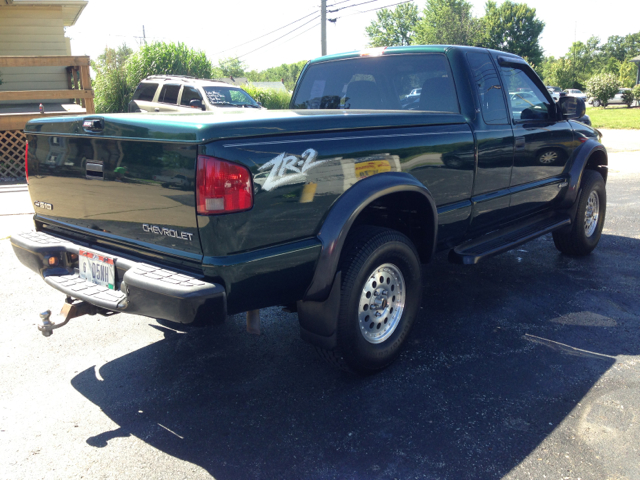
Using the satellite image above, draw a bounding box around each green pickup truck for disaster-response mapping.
[11,45,607,373]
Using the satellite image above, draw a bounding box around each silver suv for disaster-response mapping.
[128,76,263,113]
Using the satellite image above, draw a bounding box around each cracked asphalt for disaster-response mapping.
[0,130,639,479]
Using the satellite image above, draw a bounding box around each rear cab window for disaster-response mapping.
[466,51,509,124]
[132,82,159,102]
[292,54,459,113]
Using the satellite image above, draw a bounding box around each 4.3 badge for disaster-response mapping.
[34,201,53,211]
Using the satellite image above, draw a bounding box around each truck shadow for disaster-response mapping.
[71,233,640,479]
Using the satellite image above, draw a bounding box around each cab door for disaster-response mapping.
[496,56,576,218]
[177,85,205,112]
[155,84,181,113]
[465,50,514,235]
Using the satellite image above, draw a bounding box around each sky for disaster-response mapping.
[66,0,640,72]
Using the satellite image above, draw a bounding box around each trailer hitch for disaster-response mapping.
[39,296,114,337]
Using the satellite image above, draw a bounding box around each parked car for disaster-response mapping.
[128,76,264,113]
[564,89,587,101]
[589,88,631,107]
[546,86,565,102]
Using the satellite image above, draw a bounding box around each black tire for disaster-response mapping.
[316,226,422,373]
[553,169,606,256]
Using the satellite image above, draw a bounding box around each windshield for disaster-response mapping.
[202,86,259,107]
[291,54,459,112]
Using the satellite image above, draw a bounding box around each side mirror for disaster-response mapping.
[558,96,585,119]
[190,99,204,110]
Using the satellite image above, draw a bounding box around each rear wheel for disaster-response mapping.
[553,169,606,255]
[317,226,422,373]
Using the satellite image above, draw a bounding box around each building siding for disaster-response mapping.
[0,5,72,102]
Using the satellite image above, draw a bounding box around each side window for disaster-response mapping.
[132,83,158,102]
[466,52,509,124]
[500,66,551,121]
[158,84,180,105]
[180,86,202,106]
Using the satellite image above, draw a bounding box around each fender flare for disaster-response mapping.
[303,172,437,302]
[560,139,608,209]
[298,172,437,348]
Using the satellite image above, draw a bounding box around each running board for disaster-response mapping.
[449,213,571,265]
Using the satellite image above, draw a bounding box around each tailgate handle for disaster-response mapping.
[86,161,104,180]
[82,118,104,132]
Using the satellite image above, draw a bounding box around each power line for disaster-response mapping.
[328,0,383,13]
[327,0,356,6]
[281,22,321,45]
[210,10,319,57]
[236,15,321,59]
[331,0,412,20]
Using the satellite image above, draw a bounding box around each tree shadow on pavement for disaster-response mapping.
[71,233,640,479]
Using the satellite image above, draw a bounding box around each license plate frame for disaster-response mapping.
[79,249,116,290]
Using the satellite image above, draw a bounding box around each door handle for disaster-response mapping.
[515,136,525,150]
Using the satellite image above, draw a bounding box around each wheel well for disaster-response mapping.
[586,149,608,184]
[347,191,435,263]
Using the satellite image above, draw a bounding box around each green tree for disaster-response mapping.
[601,33,640,62]
[563,37,602,88]
[92,44,134,113]
[586,73,619,107]
[365,3,420,47]
[541,57,574,89]
[414,0,483,46]
[482,1,545,67]
[246,60,308,91]
[125,42,213,89]
[218,57,247,78]
[618,61,637,88]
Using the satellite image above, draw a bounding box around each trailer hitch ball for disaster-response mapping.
[39,310,53,337]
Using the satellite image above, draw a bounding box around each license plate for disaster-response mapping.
[79,249,115,289]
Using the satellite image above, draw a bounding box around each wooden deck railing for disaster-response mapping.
[0,55,94,131]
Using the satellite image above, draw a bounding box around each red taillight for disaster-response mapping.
[25,140,29,183]
[196,155,253,214]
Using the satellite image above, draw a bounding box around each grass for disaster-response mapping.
[586,105,640,129]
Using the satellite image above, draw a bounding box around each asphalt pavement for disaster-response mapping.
[0,132,639,479]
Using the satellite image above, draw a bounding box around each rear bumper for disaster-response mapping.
[10,231,226,324]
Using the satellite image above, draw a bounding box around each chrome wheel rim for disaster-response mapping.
[358,263,405,344]
[539,151,558,164]
[584,190,600,237]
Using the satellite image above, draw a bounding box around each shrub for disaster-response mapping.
[621,89,635,108]
[633,84,640,107]
[92,45,133,113]
[126,42,212,87]
[586,73,619,107]
[242,84,292,109]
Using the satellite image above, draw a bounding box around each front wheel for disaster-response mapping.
[553,169,606,255]
[318,227,422,373]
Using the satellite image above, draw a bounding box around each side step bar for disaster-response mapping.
[449,213,571,265]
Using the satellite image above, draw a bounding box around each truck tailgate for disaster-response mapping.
[26,125,201,259]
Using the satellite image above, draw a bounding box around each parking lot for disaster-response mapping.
[0,130,639,480]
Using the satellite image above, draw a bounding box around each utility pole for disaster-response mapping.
[143,25,147,45]
[321,0,327,56]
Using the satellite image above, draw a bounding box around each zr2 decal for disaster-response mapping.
[258,148,326,191]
